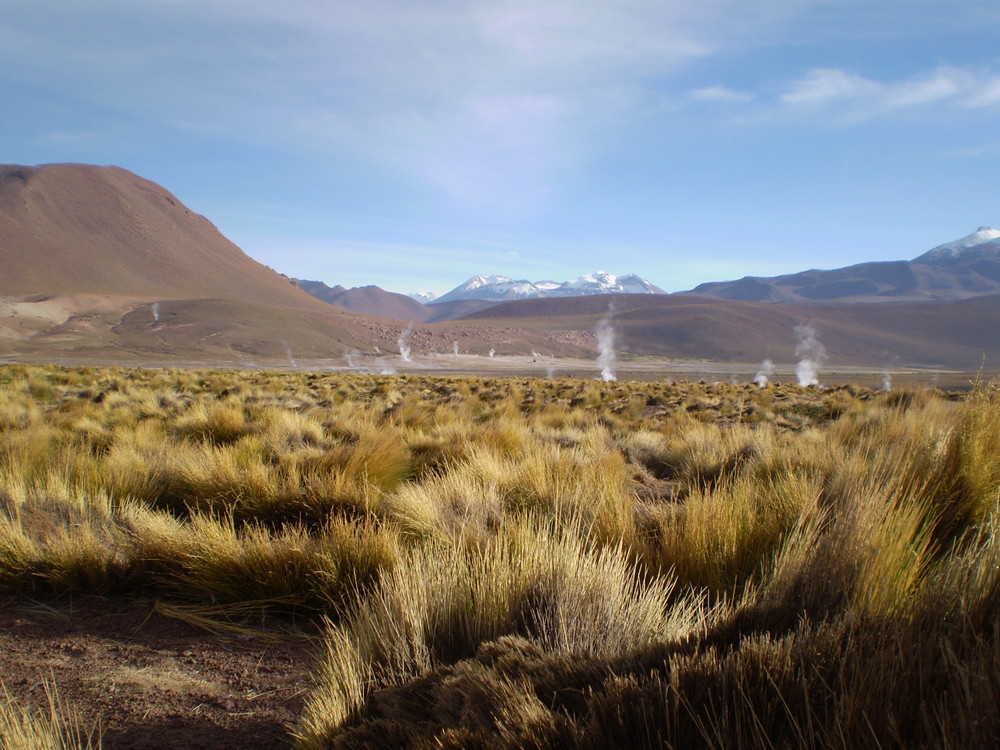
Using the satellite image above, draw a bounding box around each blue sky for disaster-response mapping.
[3,1,999,295]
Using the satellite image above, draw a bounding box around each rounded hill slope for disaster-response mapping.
[0,163,323,308]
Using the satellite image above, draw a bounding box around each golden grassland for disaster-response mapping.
[0,363,998,748]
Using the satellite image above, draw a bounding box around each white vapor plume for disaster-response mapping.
[794,325,826,387]
[595,307,617,382]
[283,341,299,371]
[546,365,556,379]
[344,348,360,368]
[151,302,160,323]
[397,325,413,362]
[881,353,898,392]
[489,348,496,358]
[753,359,774,388]
[453,341,460,355]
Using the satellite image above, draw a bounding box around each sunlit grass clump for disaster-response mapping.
[0,364,998,748]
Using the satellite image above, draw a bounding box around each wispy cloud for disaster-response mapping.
[690,85,755,103]
[780,68,882,107]
[777,65,1000,119]
[693,64,1000,125]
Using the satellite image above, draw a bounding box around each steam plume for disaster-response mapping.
[151,302,160,323]
[794,325,826,387]
[595,307,617,382]
[489,348,496,358]
[881,353,898,392]
[753,359,774,388]
[282,341,298,371]
[453,341,460,356]
[397,325,413,362]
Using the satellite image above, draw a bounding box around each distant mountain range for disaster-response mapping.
[430,272,665,304]
[3,161,999,371]
[317,228,1000,312]
[295,272,666,320]
[688,227,1000,304]
[292,280,497,322]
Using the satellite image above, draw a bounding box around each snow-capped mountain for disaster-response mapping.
[912,227,1000,263]
[406,291,438,304]
[431,275,544,305]
[430,272,665,305]
[549,272,664,297]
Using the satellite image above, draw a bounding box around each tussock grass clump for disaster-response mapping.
[126,510,400,615]
[294,521,711,747]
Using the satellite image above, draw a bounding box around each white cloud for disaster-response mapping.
[690,85,755,103]
[963,78,1000,108]
[780,68,880,107]
[777,65,1000,119]
[883,68,967,107]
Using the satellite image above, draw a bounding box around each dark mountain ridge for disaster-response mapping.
[688,228,1000,304]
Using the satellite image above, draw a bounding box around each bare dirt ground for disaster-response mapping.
[0,597,318,749]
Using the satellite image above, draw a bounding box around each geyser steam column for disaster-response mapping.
[397,325,413,363]
[754,359,774,388]
[794,325,826,387]
[595,306,617,382]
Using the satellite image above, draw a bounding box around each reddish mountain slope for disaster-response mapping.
[294,281,431,320]
[0,163,324,309]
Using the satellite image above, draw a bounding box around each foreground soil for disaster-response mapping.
[0,597,317,749]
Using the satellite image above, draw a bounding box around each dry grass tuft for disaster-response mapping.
[0,681,101,750]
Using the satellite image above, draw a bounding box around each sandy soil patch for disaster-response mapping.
[0,597,317,750]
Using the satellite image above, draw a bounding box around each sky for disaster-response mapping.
[2,0,1000,296]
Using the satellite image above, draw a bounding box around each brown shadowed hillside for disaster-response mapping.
[0,163,327,309]
[460,292,1000,369]
[294,281,432,321]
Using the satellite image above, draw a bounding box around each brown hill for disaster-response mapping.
[0,163,391,360]
[294,280,348,303]
[0,163,326,309]
[294,281,431,321]
[460,293,1000,369]
[295,279,500,323]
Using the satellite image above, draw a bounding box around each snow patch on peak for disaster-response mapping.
[916,227,1000,262]
[406,291,438,304]
[430,271,665,304]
